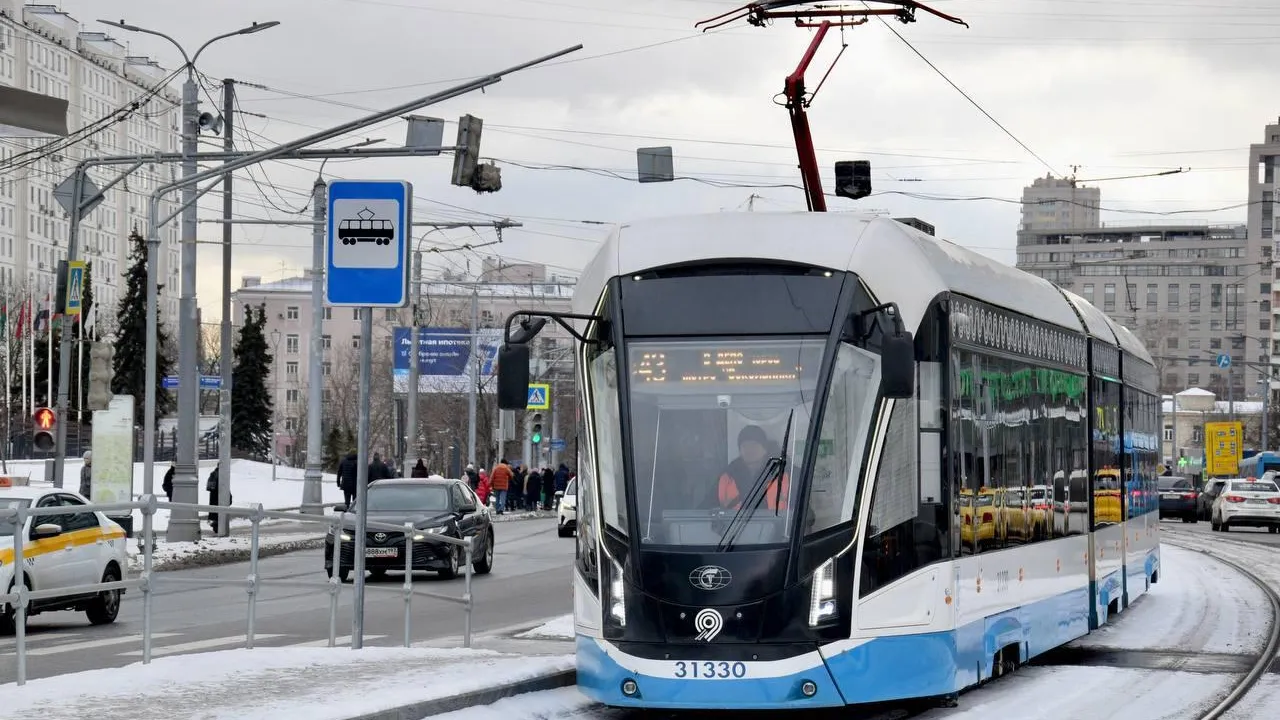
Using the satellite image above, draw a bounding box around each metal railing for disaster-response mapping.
[0,496,475,686]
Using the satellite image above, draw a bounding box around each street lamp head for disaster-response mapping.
[98,19,143,32]
[240,21,281,35]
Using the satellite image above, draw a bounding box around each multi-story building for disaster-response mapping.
[1251,118,1280,393]
[1016,222,1263,398]
[231,260,576,464]
[0,2,181,322]
[1020,175,1101,232]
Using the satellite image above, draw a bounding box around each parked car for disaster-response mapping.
[324,477,494,581]
[1211,477,1280,533]
[557,478,577,538]
[1198,478,1228,520]
[1157,475,1198,522]
[0,487,129,632]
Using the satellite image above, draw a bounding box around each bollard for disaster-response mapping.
[14,506,27,686]
[403,521,413,648]
[246,504,263,649]
[329,519,341,648]
[142,494,155,664]
[463,536,474,649]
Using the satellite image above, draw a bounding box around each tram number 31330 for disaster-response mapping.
[671,661,749,679]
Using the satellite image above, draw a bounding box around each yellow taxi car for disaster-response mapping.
[1,486,129,632]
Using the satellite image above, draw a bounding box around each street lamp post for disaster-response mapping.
[98,19,280,543]
[270,328,281,483]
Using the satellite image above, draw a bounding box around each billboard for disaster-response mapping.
[1205,421,1243,477]
[392,327,503,394]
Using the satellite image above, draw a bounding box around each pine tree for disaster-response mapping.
[111,230,176,420]
[231,303,273,458]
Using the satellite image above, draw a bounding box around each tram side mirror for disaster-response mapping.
[497,343,531,410]
[880,330,915,399]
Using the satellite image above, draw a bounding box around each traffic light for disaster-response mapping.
[530,412,544,445]
[86,342,114,411]
[54,259,69,312]
[33,407,56,452]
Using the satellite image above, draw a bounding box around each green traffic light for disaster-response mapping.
[532,432,542,444]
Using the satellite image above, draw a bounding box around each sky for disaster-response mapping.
[58,0,1280,320]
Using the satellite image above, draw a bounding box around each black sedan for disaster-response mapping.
[1157,475,1199,523]
[324,477,495,581]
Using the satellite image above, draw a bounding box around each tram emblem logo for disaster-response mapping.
[689,565,732,591]
[694,608,724,642]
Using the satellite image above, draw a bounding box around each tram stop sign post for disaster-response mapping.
[324,179,412,650]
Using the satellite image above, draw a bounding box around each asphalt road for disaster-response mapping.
[1161,516,1280,547]
[0,517,573,684]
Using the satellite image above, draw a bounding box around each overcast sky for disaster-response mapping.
[63,0,1280,319]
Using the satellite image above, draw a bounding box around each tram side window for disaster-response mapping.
[1091,379,1122,530]
[589,348,628,533]
[576,391,600,596]
[1123,388,1159,518]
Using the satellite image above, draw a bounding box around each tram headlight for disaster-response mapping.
[609,558,627,627]
[809,557,837,626]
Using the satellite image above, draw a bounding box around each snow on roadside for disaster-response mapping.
[430,687,596,720]
[0,646,574,720]
[127,533,324,572]
[1071,544,1268,655]
[516,614,575,641]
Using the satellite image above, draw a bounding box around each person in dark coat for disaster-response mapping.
[525,466,542,511]
[540,467,556,510]
[207,465,231,532]
[553,463,570,510]
[465,464,480,490]
[411,459,428,478]
[369,453,393,483]
[162,462,176,501]
[338,452,358,507]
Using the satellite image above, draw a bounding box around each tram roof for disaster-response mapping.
[573,212,1085,334]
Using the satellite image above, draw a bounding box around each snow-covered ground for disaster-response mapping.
[5,457,343,532]
[516,614,574,640]
[127,533,325,572]
[0,646,574,720]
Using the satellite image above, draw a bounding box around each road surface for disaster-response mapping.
[1161,517,1280,547]
[0,518,572,683]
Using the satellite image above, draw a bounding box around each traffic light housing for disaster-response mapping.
[530,412,544,445]
[87,342,114,411]
[33,407,56,452]
[834,160,872,200]
[54,259,69,312]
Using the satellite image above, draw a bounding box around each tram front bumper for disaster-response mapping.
[575,636,845,709]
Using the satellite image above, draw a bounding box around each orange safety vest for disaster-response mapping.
[718,467,790,511]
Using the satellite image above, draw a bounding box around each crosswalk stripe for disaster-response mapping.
[0,632,83,650]
[282,635,388,648]
[24,632,183,657]
[119,634,285,658]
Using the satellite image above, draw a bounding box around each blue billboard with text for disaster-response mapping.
[392,327,503,394]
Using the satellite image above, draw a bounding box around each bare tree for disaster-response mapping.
[1134,317,1179,393]
[324,340,396,459]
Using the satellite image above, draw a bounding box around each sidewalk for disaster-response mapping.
[0,645,575,720]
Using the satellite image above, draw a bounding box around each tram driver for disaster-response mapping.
[716,424,790,511]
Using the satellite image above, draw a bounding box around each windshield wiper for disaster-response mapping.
[716,409,794,553]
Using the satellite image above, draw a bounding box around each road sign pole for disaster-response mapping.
[51,171,84,489]
[352,309,373,649]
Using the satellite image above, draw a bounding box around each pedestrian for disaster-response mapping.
[206,465,231,532]
[411,458,428,478]
[369,452,393,483]
[338,452,358,508]
[162,461,175,502]
[80,451,93,500]
[526,467,543,511]
[489,459,512,515]
[465,463,480,490]
[541,466,556,511]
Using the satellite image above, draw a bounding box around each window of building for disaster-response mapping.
[353,308,362,320]
[1231,336,1245,350]
[1167,337,1179,349]
[321,334,331,349]
[1262,283,1272,295]
[1189,283,1201,312]
[1263,319,1272,331]
[286,389,299,403]
[1146,283,1158,312]
[1189,338,1201,350]
[286,306,299,320]
[323,308,332,320]
[1211,284,1222,309]
[1188,373,1200,386]
[1082,283,1094,303]
[285,418,297,432]
[286,334,299,354]
[1103,283,1115,312]
[1211,319,1223,331]
[1210,338,1222,349]
[1163,427,1174,442]
[351,335,360,348]
[1167,283,1179,312]
[286,361,298,378]
[384,308,397,321]
[322,361,331,376]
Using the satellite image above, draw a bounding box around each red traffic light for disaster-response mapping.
[34,407,56,430]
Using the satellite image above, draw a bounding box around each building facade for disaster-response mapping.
[1020,175,1101,232]
[1016,222,1262,399]
[1250,118,1280,392]
[0,2,182,323]
[231,261,576,465]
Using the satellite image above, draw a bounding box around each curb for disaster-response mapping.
[346,668,577,720]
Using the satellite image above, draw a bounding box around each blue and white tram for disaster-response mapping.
[494,212,1162,711]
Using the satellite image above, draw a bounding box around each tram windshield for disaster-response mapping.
[624,337,879,549]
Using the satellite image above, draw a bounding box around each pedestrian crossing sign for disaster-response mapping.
[527,383,550,410]
[65,260,85,315]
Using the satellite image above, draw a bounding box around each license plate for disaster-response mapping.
[668,660,750,679]
[1247,498,1269,504]
[366,548,398,558]
[1161,493,1179,500]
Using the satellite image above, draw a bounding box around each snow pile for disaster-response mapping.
[0,646,574,720]
[5,457,344,532]
[516,614,575,641]
[127,533,325,572]
[432,687,595,720]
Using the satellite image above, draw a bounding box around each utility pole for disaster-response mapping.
[302,178,326,514]
[404,251,422,477]
[217,78,235,536]
[467,285,479,467]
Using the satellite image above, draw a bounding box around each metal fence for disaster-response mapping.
[0,497,475,686]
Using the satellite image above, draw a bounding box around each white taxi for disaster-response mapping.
[557,478,577,538]
[1,486,130,632]
[1210,476,1280,534]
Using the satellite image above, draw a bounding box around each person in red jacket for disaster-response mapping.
[489,459,513,515]
[717,425,789,511]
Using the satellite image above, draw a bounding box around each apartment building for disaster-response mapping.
[1251,118,1280,392]
[0,2,182,321]
[1017,222,1263,398]
[231,261,576,459]
[1020,174,1101,232]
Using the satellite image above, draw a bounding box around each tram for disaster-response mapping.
[495,211,1162,710]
